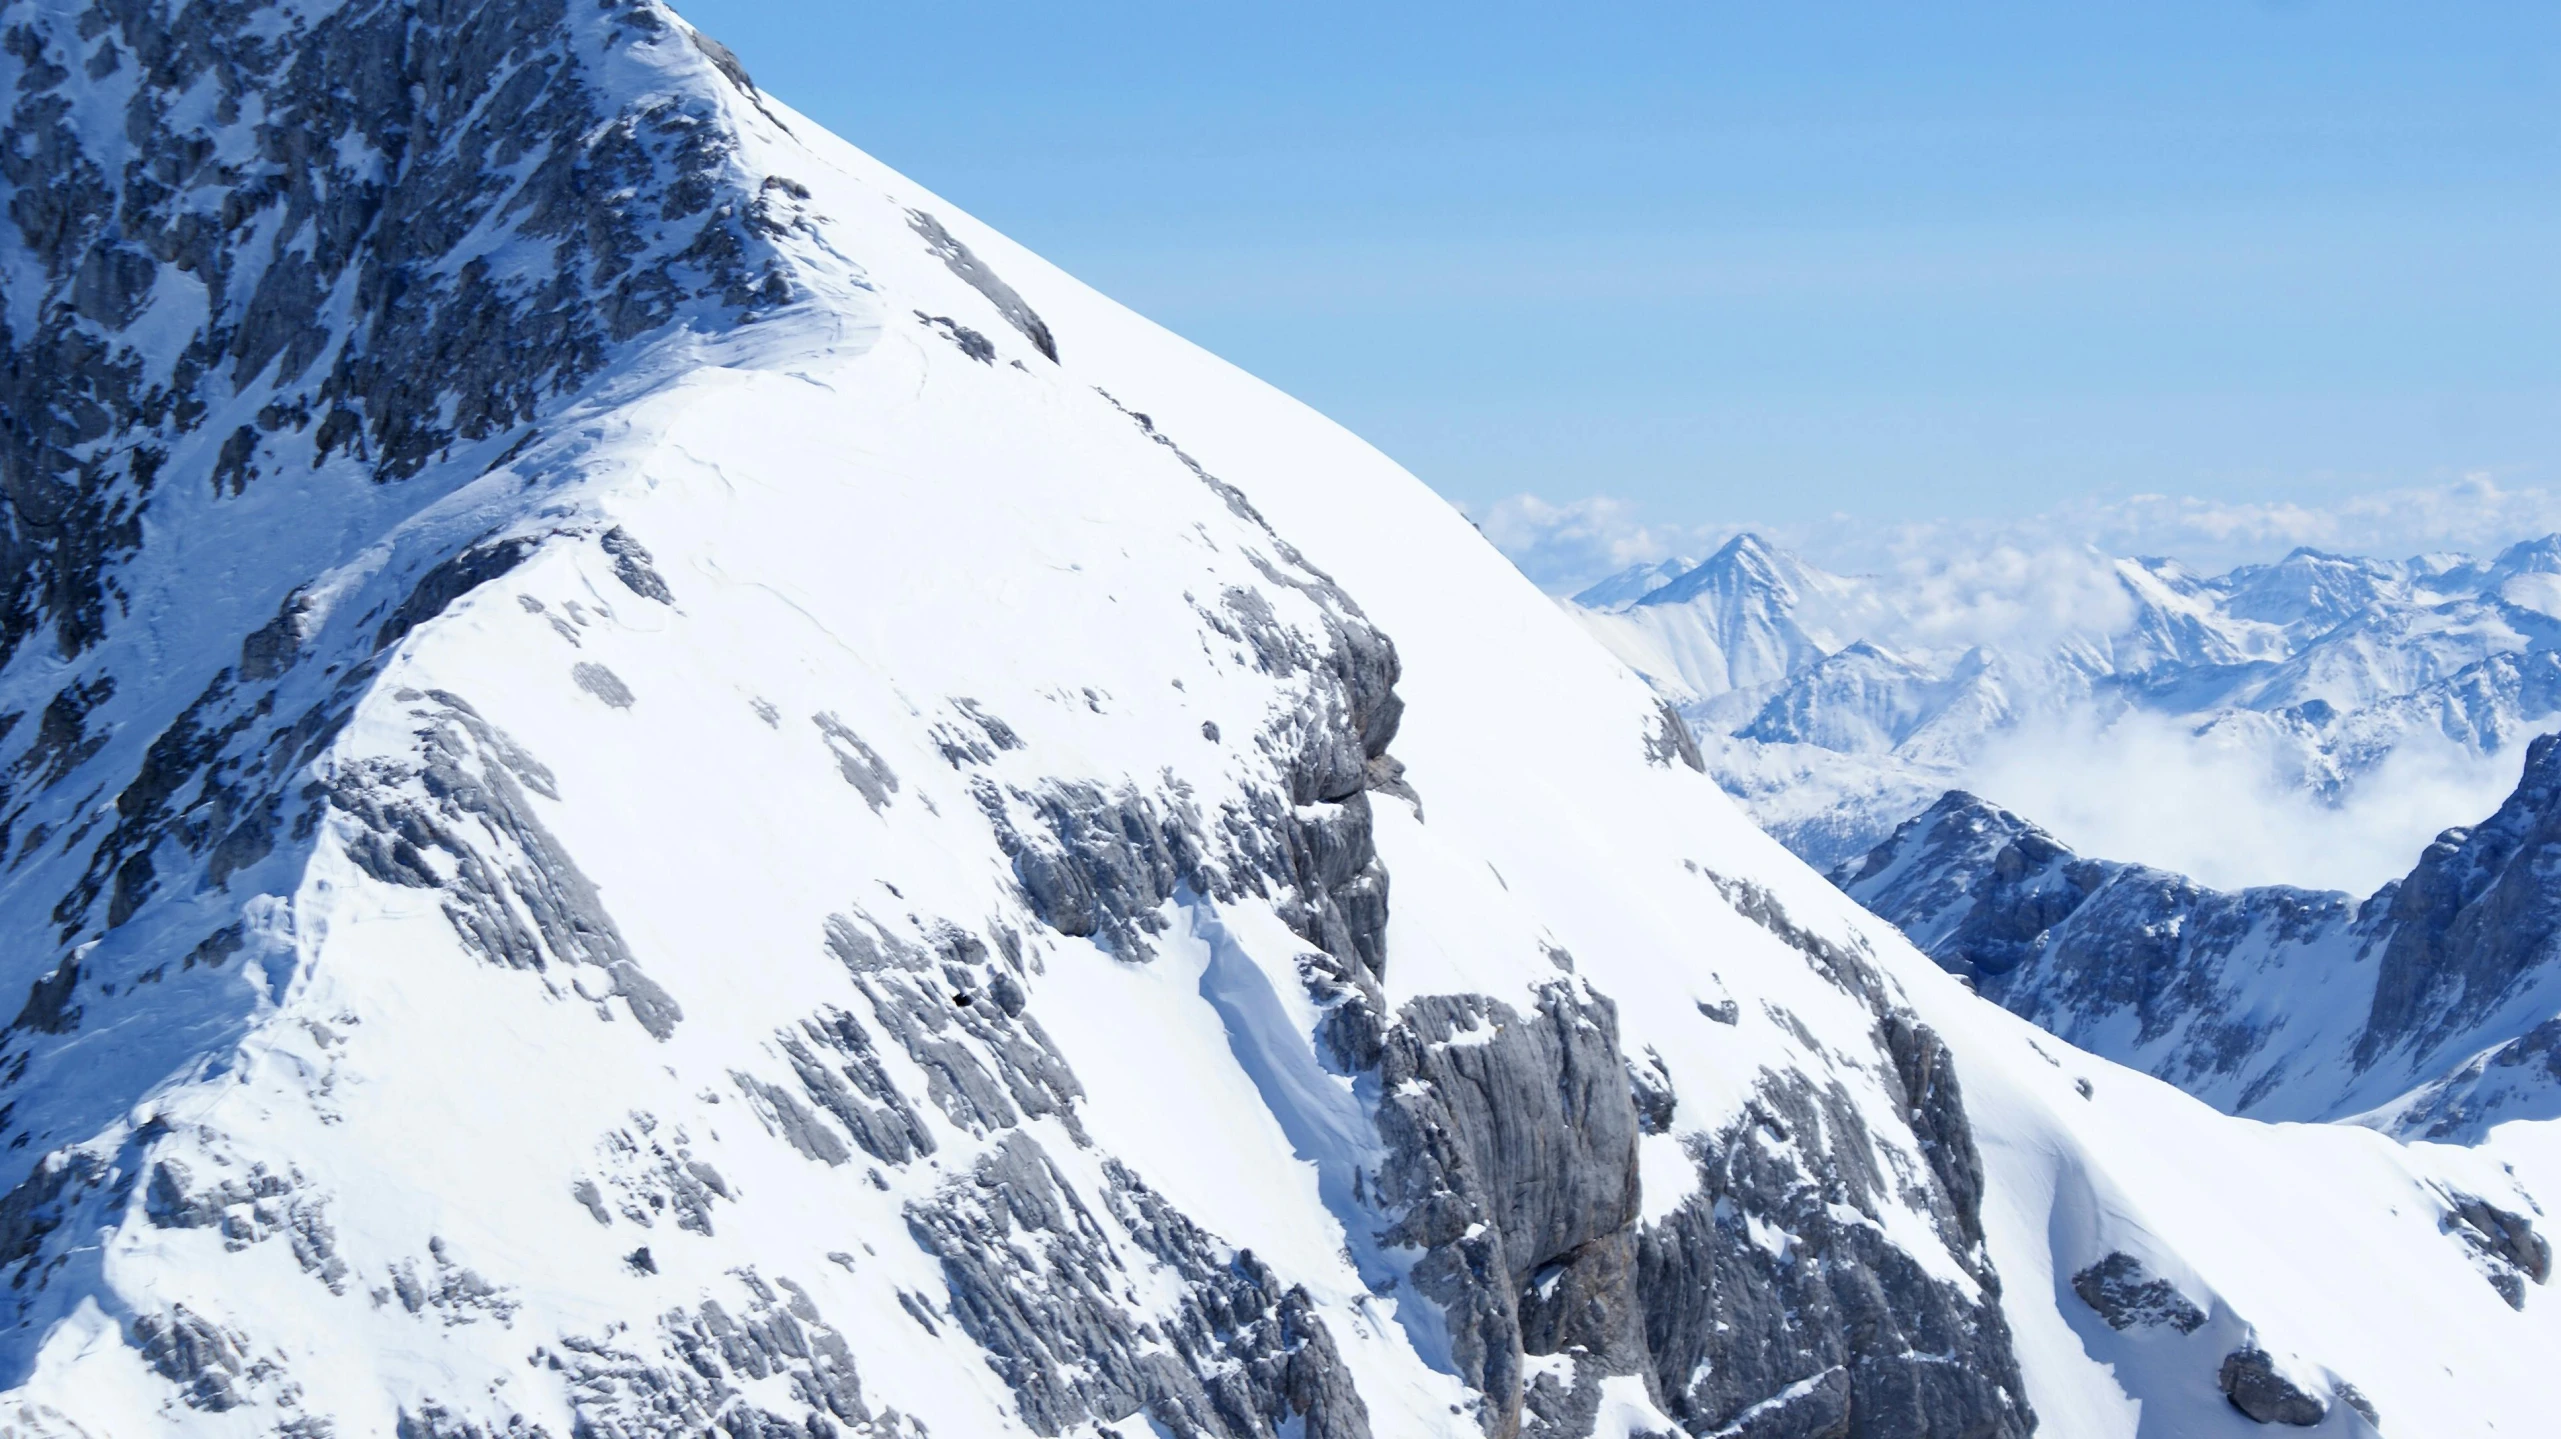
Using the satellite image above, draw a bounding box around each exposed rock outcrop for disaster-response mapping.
[2361,733,2561,1067]
[2070,1253,2205,1334]
[2217,1348,2327,1427]
[1836,766,2561,1136]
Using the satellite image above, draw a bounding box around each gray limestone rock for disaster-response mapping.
[131,1304,251,1412]
[2218,1348,2327,1426]
[599,527,674,604]
[1842,749,2561,1139]
[571,662,635,709]
[906,1134,1371,1439]
[586,1117,728,1236]
[1623,881,2033,1439]
[1369,983,1648,1431]
[376,539,542,654]
[2442,1194,2550,1308]
[916,311,997,363]
[813,711,899,810]
[686,28,757,94]
[1644,699,1705,773]
[907,210,1058,362]
[812,908,1084,1149]
[140,1156,343,1291]
[777,1006,938,1166]
[1635,1065,2034,1439]
[980,445,1404,983]
[0,0,802,701]
[238,590,313,681]
[0,1148,107,1282]
[329,690,680,1038]
[0,9,2064,1438]
[2071,1253,2207,1333]
[542,1268,879,1437]
[6,960,79,1036]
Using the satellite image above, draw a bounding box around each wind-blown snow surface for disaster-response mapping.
[0,2,2553,1436]
[1569,534,2561,889]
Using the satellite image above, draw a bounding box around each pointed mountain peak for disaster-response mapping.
[1828,787,2073,920]
[1712,531,1784,569]
[1828,638,1903,666]
[2490,534,2561,576]
[1569,556,1696,610]
[1639,531,1815,609]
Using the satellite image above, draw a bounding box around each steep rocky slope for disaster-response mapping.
[0,3,2552,1437]
[1837,739,2561,1139]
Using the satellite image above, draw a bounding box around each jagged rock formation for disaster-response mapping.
[1837,739,2561,1143]
[2216,1349,2329,1427]
[0,3,2552,1437]
[2071,1254,2205,1336]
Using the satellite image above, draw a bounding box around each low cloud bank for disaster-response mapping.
[1959,709,2525,896]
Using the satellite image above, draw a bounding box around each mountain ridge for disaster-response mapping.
[0,3,2553,1436]
[1570,530,2561,882]
[1835,733,2561,1139]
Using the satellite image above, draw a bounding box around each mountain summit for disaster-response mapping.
[0,3,2552,1435]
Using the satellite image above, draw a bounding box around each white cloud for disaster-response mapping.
[1480,472,2561,595]
[1952,474,2561,578]
[1887,546,2137,651]
[1468,495,1720,593]
[1961,708,2522,894]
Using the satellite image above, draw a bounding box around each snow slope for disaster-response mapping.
[0,2,2550,1436]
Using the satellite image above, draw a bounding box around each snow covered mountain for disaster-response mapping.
[0,2,2555,1436]
[1837,737,2561,1141]
[1571,533,2561,879]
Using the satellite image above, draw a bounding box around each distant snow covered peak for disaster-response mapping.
[1634,531,1840,621]
[1734,640,1941,755]
[2217,546,2415,636]
[1572,533,1902,722]
[1567,529,2561,887]
[1567,556,1692,610]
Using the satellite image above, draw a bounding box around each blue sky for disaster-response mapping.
[674,2,2561,570]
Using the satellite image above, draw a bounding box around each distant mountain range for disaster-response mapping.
[1568,532,2561,873]
[11,1,2556,1430]
[1836,736,2561,1142]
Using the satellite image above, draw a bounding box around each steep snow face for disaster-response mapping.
[1570,536,2561,880]
[0,3,2556,1437]
[1838,742,2561,1141]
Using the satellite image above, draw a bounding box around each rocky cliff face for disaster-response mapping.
[1837,741,2561,1138]
[0,3,2553,1437]
[2,0,794,664]
[2360,734,2561,1069]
